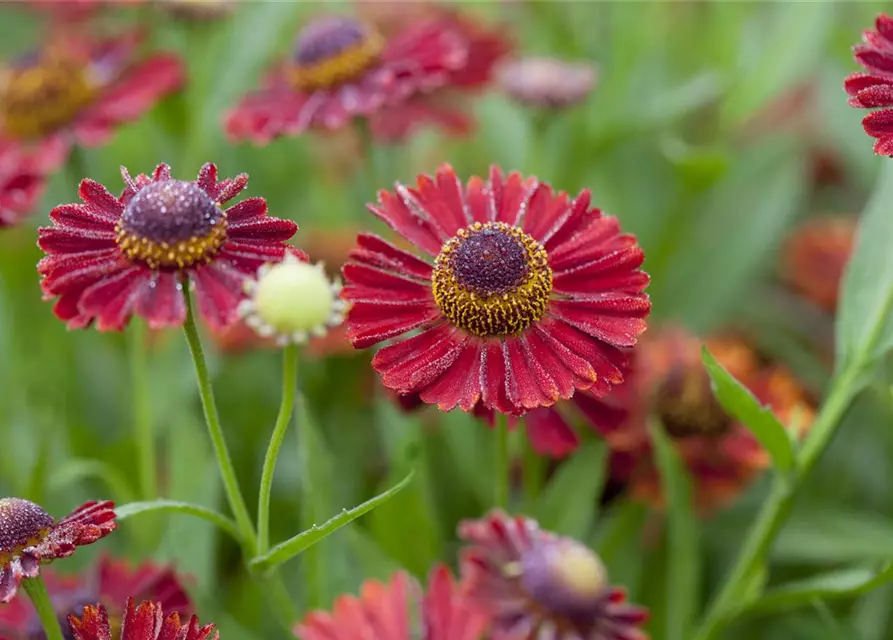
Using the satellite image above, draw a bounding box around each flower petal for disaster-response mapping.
[524,408,580,457]
[192,263,247,331]
[420,340,484,411]
[133,272,187,329]
[549,296,650,348]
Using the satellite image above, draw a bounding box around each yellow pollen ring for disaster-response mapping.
[432,221,553,338]
[288,32,386,91]
[0,526,51,565]
[115,214,229,270]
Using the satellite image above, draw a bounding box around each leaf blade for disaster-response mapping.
[115,500,239,542]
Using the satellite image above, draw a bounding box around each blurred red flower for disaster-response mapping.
[341,164,650,416]
[0,142,46,228]
[0,556,191,640]
[224,14,467,143]
[781,216,857,313]
[295,565,487,640]
[0,499,116,603]
[0,33,183,171]
[459,510,648,640]
[68,599,216,640]
[845,13,893,155]
[37,162,302,331]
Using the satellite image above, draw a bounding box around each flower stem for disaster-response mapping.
[522,437,544,503]
[182,287,257,554]
[22,576,64,640]
[494,413,510,508]
[692,368,860,640]
[130,320,156,501]
[257,343,299,555]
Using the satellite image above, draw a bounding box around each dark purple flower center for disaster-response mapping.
[0,498,54,559]
[519,539,608,624]
[289,16,384,90]
[0,52,94,139]
[432,222,552,337]
[654,366,731,438]
[115,180,228,270]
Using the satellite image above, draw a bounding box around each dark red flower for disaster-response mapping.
[369,9,512,142]
[0,499,116,604]
[224,14,467,143]
[37,162,302,331]
[0,556,190,640]
[0,142,46,228]
[845,14,893,155]
[295,565,487,640]
[341,164,651,416]
[0,33,183,171]
[68,599,216,640]
[459,511,648,640]
[781,216,856,313]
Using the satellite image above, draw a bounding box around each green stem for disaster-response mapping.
[522,438,544,503]
[181,287,257,555]
[295,395,325,609]
[258,344,299,554]
[692,368,860,640]
[494,414,510,508]
[130,320,156,501]
[22,576,64,640]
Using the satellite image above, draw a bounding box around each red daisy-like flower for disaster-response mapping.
[341,164,651,416]
[563,328,815,510]
[0,141,46,228]
[295,565,488,640]
[845,13,893,155]
[68,599,216,640]
[37,162,301,331]
[0,499,116,604]
[0,32,183,171]
[459,510,649,640]
[0,556,190,640]
[224,14,467,143]
[369,8,512,142]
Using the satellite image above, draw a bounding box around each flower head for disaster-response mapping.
[781,216,856,313]
[342,164,650,416]
[845,14,893,155]
[0,500,116,603]
[459,511,648,640]
[37,162,301,331]
[239,253,346,345]
[0,33,183,170]
[295,565,487,640]
[225,14,467,143]
[0,556,191,640]
[0,142,45,228]
[68,599,215,640]
[497,57,597,109]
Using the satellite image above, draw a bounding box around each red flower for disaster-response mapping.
[68,599,216,640]
[497,57,597,109]
[0,33,183,171]
[781,216,857,313]
[0,556,191,640]
[37,162,301,331]
[459,511,648,640]
[224,15,467,143]
[0,499,116,603]
[845,14,893,155]
[295,565,488,640]
[370,10,512,142]
[341,164,651,415]
[0,142,46,228]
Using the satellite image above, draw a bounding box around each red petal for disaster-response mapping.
[133,272,187,329]
[541,319,627,395]
[573,391,631,437]
[411,171,471,237]
[494,168,536,226]
[38,227,116,254]
[68,604,112,640]
[479,341,515,414]
[531,322,598,387]
[845,72,893,97]
[535,189,593,250]
[342,263,432,300]
[215,174,249,204]
[78,267,146,331]
[524,408,580,457]
[192,263,247,331]
[228,216,297,241]
[50,204,118,232]
[852,84,893,108]
[347,301,441,349]
[549,296,649,348]
[522,329,579,399]
[420,340,484,411]
[224,84,317,144]
[40,249,124,295]
[225,196,266,221]
[863,108,893,136]
[78,179,125,219]
[121,600,163,640]
[369,189,447,256]
[217,241,289,273]
[463,175,490,223]
[855,47,893,76]
[196,163,218,194]
[874,134,893,156]
[377,327,468,392]
[351,233,433,281]
[504,337,555,410]
[547,216,626,267]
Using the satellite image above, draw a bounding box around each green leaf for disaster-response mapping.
[115,500,239,542]
[702,346,796,472]
[529,440,607,539]
[836,161,893,376]
[249,470,414,574]
[48,459,137,504]
[738,561,893,617]
[774,508,893,564]
[651,423,699,640]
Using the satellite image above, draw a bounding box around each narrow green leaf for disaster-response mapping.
[702,346,796,472]
[529,440,607,539]
[650,423,699,640]
[47,459,137,505]
[738,561,893,617]
[774,508,893,564]
[115,500,239,542]
[250,471,415,574]
[837,161,893,375]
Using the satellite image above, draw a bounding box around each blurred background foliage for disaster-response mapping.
[1,1,892,639]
